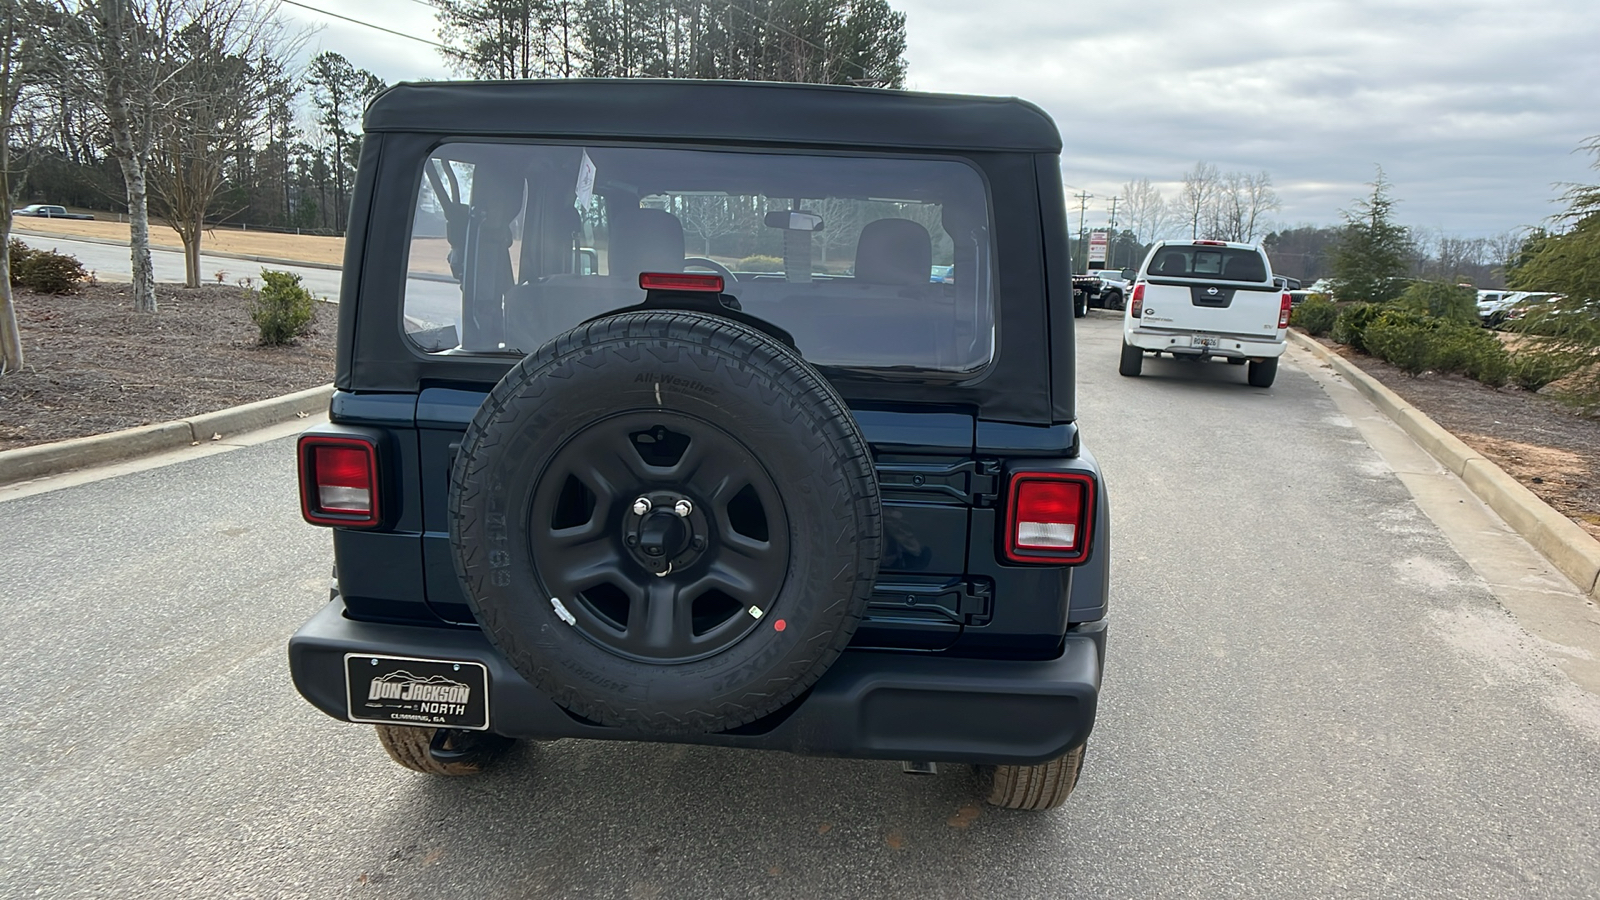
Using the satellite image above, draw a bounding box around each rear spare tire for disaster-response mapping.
[450,311,882,734]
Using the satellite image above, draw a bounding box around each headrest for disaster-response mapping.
[538,206,581,276]
[609,207,685,279]
[855,219,932,286]
[1154,254,1187,276]
[1222,254,1266,281]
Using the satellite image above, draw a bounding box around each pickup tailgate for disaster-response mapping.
[1141,279,1282,336]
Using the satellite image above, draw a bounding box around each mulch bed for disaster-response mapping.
[1315,336,1600,542]
[0,282,334,452]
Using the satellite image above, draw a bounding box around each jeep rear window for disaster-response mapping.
[1146,247,1268,282]
[401,142,995,375]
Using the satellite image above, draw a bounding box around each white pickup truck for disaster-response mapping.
[1118,239,1291,388]
[11,204,94,220]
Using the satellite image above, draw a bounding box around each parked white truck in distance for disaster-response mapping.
[1119,239,1292,388]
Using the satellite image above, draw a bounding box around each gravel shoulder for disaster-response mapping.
[0,282,334,451]
[1316,335,1600,541]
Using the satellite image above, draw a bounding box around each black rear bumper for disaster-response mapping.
[289,601,1104,766]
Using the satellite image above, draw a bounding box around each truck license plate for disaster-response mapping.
[1190,335,1220,349]
[345,654,490,730]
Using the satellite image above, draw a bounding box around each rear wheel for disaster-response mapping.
[1105,290,1124,311]
[982,744,1086,810]
[450,311,882,735]
[375,725,515,776]
[1247,357,1278,387]
[1118,341,1143,377]
[1074,292,1088,318]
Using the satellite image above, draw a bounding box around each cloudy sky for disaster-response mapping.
[290,0,1599,238]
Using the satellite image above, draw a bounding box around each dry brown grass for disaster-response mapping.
[13,217,347,266]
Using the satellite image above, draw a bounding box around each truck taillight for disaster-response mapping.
[298,436,380,527]
[1005,472,1096,565]
[1278,292,1292,328]
[1130,283,1145,317]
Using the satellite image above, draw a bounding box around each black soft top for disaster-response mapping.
[363,79,1062,154]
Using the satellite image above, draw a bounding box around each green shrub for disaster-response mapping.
[1290,298,1338,336]
[1430,324,1510,386]
[10,242,87,294]
[1395,280,1478,326]
[735,254,783,273]
[1509,349,1582,392]
[6,238,35,284]
[250,269,316,345]
[1362,308,1513,385]
[1332,302,1384,351]
[1466,344,1512,387]
[1362,310,1439,374]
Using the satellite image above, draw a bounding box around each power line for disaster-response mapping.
[279,0,452,51]
[702,0,873,79]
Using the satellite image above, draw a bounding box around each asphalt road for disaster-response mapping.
[14,232,347,303]
[4,312,1599,899]
[17,232,465,329]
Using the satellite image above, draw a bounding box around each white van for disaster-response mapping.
[1119,239,1291,387]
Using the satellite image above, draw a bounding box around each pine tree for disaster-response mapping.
[1330,167,1413,303]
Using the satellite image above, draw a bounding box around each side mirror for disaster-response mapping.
[764,210,824,232]
[1121,268,1135,281]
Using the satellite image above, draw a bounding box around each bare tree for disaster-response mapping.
[1119,177,1166,245]
[671,193,757,258]
[52,0,191,313]
[2,0,49,374]
[149,0,296,287]
[1212,170,1279,242]
[1175,160,1220,240]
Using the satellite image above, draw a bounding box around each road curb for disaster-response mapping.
[12,228,342,272]
[1290,330,1600,600]
[0,384,332,488]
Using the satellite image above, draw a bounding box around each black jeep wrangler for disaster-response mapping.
[288,79,1109,811]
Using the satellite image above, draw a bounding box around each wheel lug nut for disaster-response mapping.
[673,499,693,517]
[632,497,652,516]
[625,535,639,546]
[691,536,706,550]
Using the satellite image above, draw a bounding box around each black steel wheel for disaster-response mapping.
[526,410,790,664]
[450,311,882,734]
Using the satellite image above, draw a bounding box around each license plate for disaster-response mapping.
[345,654,490,730]
[1190,335,1220,349]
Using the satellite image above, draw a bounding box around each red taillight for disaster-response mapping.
[1194,239,1226,246]
[1278,292,1292,328]
[298,436,380,527]
[1005,472,1096,565]
[640,271,724,292]
[1130,282,1145,317]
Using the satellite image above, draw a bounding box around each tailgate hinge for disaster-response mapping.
[970,459,1002,507]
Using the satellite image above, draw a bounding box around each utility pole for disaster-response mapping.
[1073,190,1093,274]
[1106,195,1121,269]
